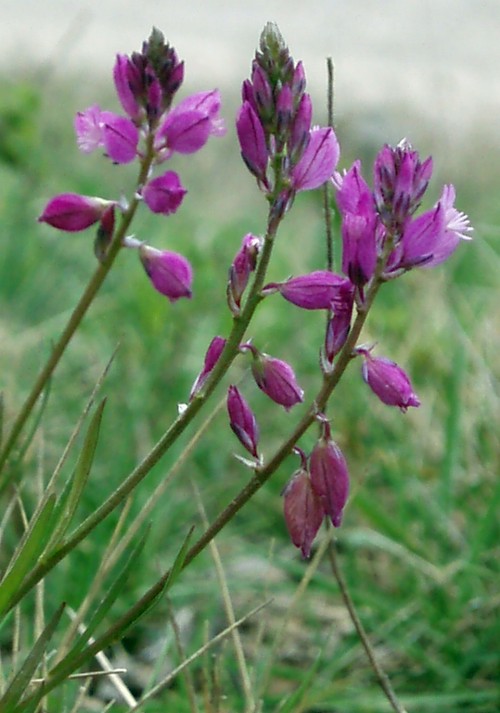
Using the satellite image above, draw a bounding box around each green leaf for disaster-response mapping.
[51,526,149,674]
[0,493,57,616]
[23,528,195,707]
[0,602,65,712]
[47,398,106,550]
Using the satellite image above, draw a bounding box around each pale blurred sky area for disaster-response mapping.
[1,0,499,149]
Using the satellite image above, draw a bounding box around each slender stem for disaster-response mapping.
[5,201,282,613]
[326,529,408,713]
[0,135,156,479]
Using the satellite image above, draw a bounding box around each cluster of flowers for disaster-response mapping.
[225,24,473,556]
[38,28,225,302]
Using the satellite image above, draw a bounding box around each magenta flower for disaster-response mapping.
[113,54,143,122]
[227,385,260,458]
[142,171,187,215]
[38,193,115,232]
[373,140,433,232]
[190,336,227,399]
[335,161,378,286]
[155,90,225,157]
[236,101,269,183]
[139,245,192,302]
[324,295,354,362]
[289,93,312,163]
[310,421,349,527]
[360,350,421,411]
[74,105,105,154]
[228,233,262,312]
[399,184,473,269]
[291,127,340,192]
[243,344,304,410]
[283,459,324,558]
[266,271,354,311]
[100,111,139,164]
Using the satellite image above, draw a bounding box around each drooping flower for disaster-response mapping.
[142,171,187,215]
[190,336,227,399]
[38,193,115,232]
[227,233,262,313]
[241,343,304,410]
[139,245,192,302]
[310,420,349,527]
[359,349,420,411]
[227,385,260,458]
[283,448,324,558]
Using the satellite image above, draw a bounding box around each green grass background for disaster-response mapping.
[0,70,499,712]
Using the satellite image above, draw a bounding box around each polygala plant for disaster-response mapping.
[0,23,472,712]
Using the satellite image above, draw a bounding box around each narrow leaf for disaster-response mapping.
[0,493,57,616]
[0,602,65,712]
[47,398,106,550]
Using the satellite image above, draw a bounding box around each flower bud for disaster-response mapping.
[310,422,349,527]
[266,271,353,311]
[113,54,143,122]
[360,350,421,411]
[190,336,227,399]
[227,385,259,458]
[38,194,115,232]
[142,171,187,215]
[227,233,262,313]
[139,245,192,302]
[283,461,324,558]
[236,101,269,184]
[243,345,304,410]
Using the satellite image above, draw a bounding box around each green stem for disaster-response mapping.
[326,531,408,713]
[0,136,156,481]
[4,202,282,613]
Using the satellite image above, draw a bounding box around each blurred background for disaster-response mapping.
[1,1,499,711]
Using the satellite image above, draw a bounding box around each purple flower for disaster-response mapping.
[310,421,349,527]
[335,161,379,286]
[74,105,105,154]
[227,385,259,458]
[324,295,354,362]
[155,90,225,157]
[227,233,262,312]
[243,345,304,410]
[236,101,269,183]
[139,245,192,302]
[289,93,312,164]
[399,184,473,269]
[113,54,143,122]
[373,140,433,232]
[38,193,115,232]
[100,111,139,164]
[360,350,421,411]
[190,336,227,399]
[266,271,354,311]
[142,171,187,215]
[291,127,340,192]
[283,461,324,558]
